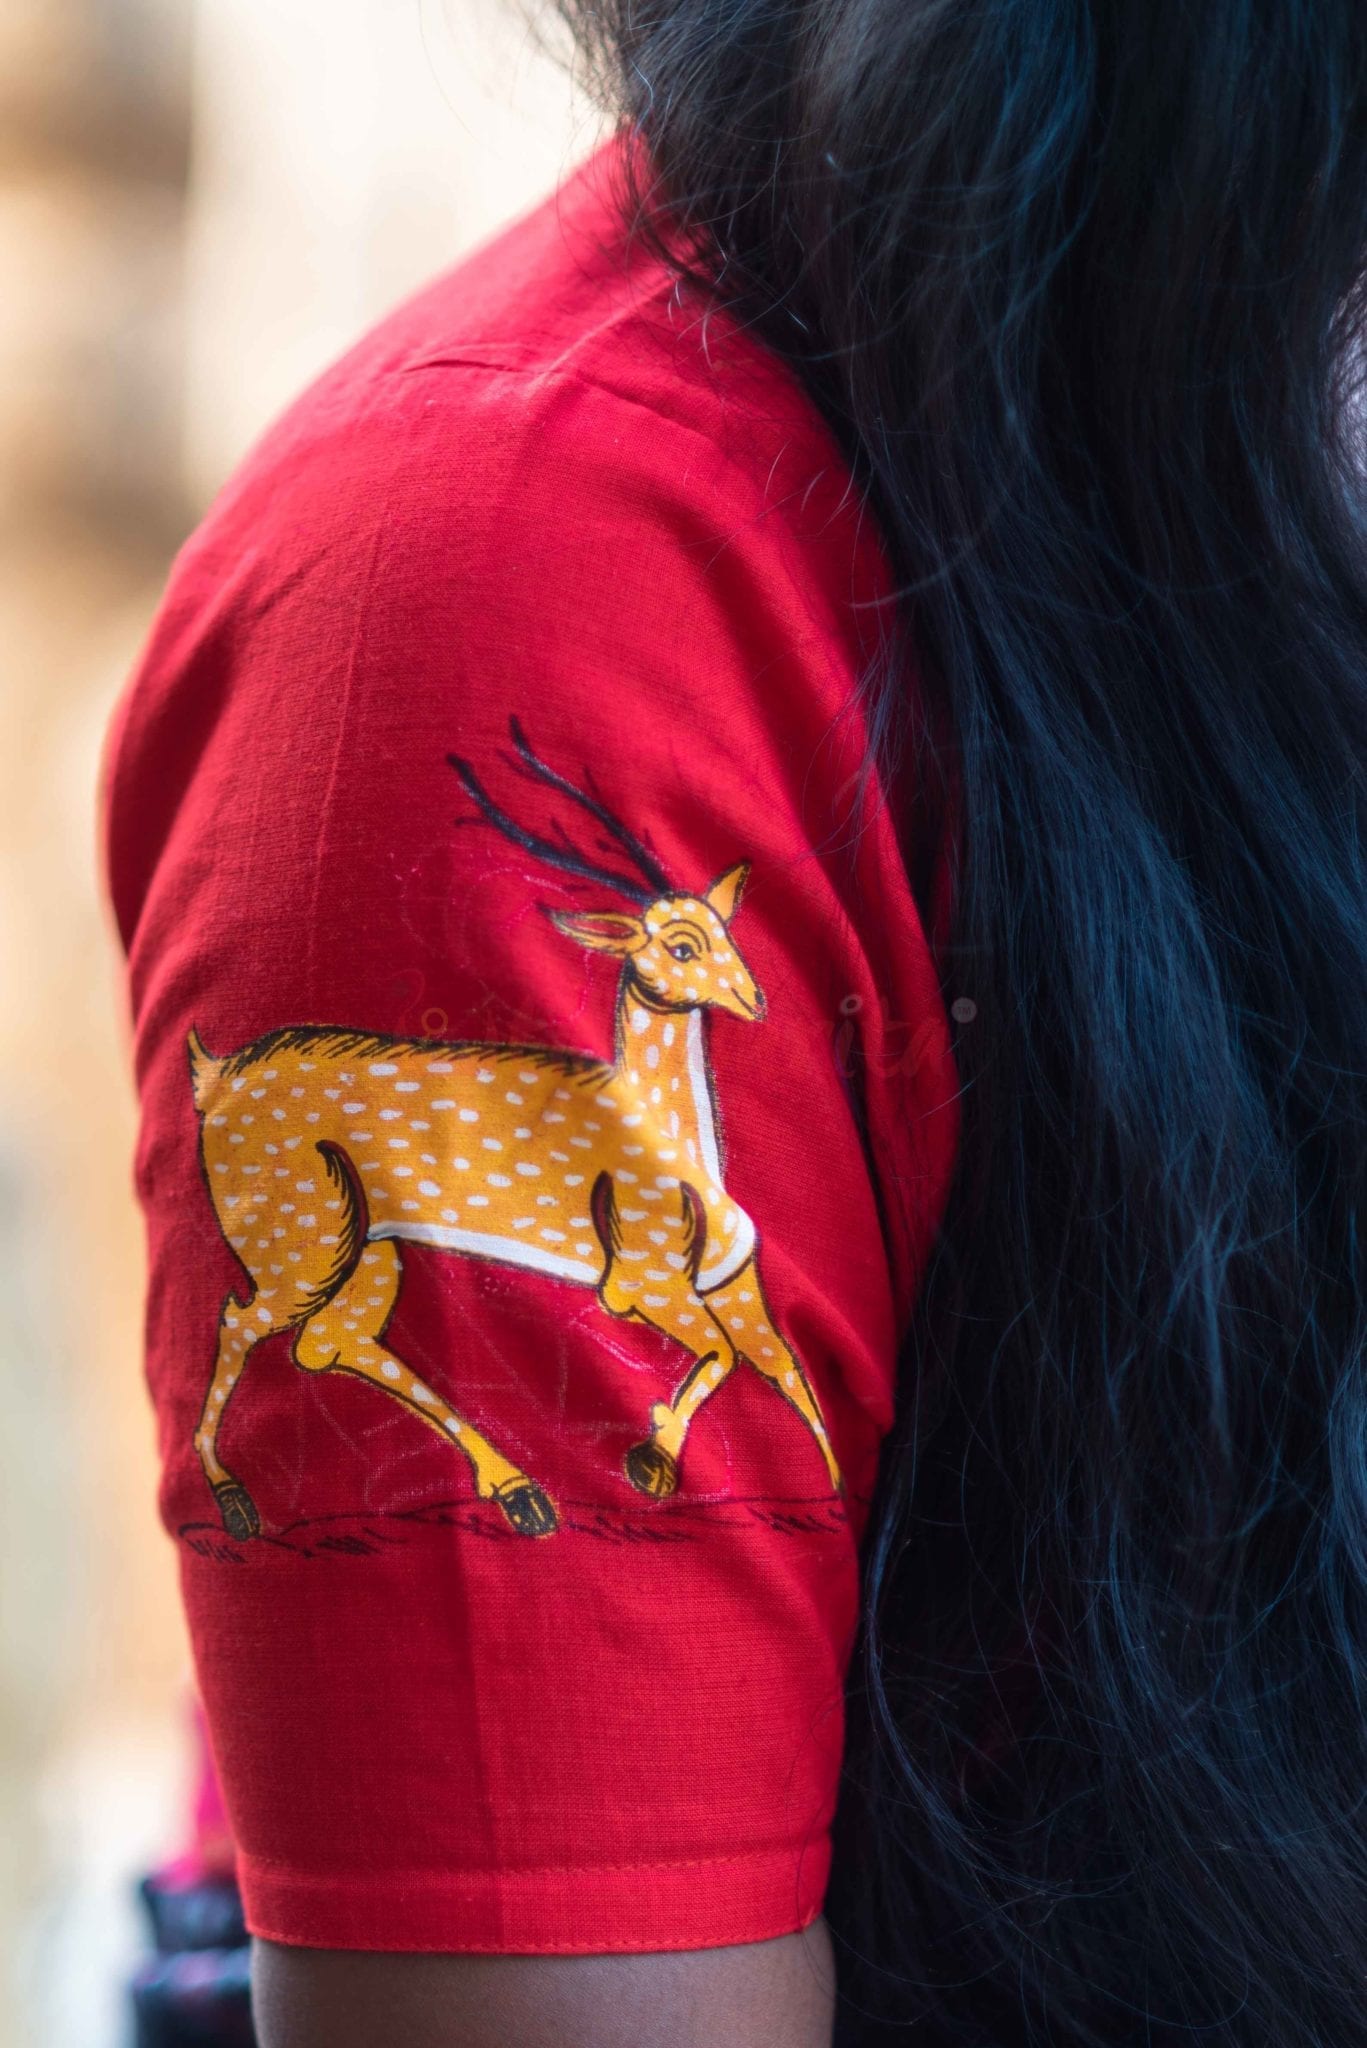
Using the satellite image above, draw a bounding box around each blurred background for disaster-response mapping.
[0,4,590,2040]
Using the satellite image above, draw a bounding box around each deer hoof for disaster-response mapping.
[213,1483,260,1542]
[494,1479,558,1538]
[625,1439,679,1499]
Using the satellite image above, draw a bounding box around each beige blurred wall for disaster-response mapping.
[2,6,588,2042]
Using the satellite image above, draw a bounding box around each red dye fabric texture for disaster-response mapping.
[102,134,960,1955]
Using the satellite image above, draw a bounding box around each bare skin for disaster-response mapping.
[252,1919,836,2048]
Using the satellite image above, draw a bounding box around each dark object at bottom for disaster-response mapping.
[130,1874,256,2048]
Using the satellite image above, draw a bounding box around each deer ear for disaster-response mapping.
[705,862,750,923]
[546,907,644,955]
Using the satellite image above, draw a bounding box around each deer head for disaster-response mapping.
[448,722,766,1024]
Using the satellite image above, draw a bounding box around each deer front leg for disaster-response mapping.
[705,1259,843,1494]
[600,1258,739,1497]
[292,1242,557,1538]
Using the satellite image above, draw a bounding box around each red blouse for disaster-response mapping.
[102,131,960,1955]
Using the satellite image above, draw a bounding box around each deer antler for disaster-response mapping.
[448,719,670,905]
[504,717,673,896]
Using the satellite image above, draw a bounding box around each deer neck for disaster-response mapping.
[611,977,722,1187]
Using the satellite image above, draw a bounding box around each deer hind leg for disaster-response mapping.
[196,1281,312,1541]
[704,1258,843,1494]
[291,1240,557,1538]
[595,1175,739,1498]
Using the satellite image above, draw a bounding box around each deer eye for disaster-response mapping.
[667,941,697,962]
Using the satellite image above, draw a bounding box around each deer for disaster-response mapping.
[187,718,843,1542]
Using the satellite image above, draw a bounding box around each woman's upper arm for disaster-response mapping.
[103,339,958,1969]
[253,1922,836,2048]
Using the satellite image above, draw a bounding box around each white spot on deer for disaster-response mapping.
[554,1088,571,1101]
[305,1113,319,1123]
[645,1044,660,1070]
[482,1137,502,1152]
[431,1100,455,1112]
[297,1214,316,1227]
[418,1179,441,1197]
[257,1307,271,1324]
[513,1217,534,1230]
[663,1021,675,1048]
[666,1252,687,1270]
[515,1162,541,1177]
[460,1108,478,1123]
[394,1081,419,1094]
[631,1008,649,1034]
[452,1157,469,1171]
[445,1416,462,1435]
[487,1173,511,1188]
[570,1135,591,1149]
[342,1102,364,1115]
[686,1138,697,1163]
[392,1166,412,1179]
[644,1294,669,1308]
[622,1113,644,1128]
[239,1115,254,1127]
[505,1091,524,1106]
[427,1062,454,1075]
[540,1228,567,1243]
[379,1109,402,1122]
[476,1068,494,1084]
[413,1382,435,1404]
[711,1363,724,1381]
[214,1163,228,1175]
[400,1200,419,1211]
[678,1312,695,1326]
[379,1360,400,1380]
[616,1170,638,1184]
[564,1173,584,1187]
[251,1088,266,1100]
[408,1121,429,1132]
[536,1194,557,1208]
[285,1137,301,1150]
[296,1180,315,1193]
[441,1208,459,1223]
[739,1290,753,1303]
[575,1242,593,1256]
[387,1137,408,1150]
[369,1063,398,1077]
[231,1078,245,1091]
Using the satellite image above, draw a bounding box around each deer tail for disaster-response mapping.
[187,1026,224,1115]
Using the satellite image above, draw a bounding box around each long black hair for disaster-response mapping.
[555,4,1367,2041]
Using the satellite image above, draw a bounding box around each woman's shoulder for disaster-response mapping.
[180,133,857,597]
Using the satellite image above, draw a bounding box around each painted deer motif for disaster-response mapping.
[188,720,842,1541]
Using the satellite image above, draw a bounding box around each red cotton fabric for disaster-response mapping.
[101,132,960,1956]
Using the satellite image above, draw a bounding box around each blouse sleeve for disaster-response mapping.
[102,343,959,1955]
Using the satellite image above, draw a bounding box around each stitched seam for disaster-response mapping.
[241,1842,823,1879]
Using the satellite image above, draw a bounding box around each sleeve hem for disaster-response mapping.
[239,1836,832,1955]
